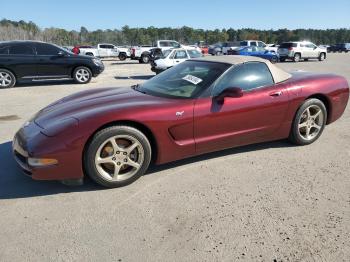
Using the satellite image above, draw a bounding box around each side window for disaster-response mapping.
[174,50,188,59]
[213,62,274,95]
[306,44,316,49]
[159,41,168,47]
[257,41,265,47]
[99,45,108,49]
[170,41,181,48]
[8,44,34,55]
[250,42,257,46]
[106,45,115,49]
[35,43,61,55]
[0,45,9,55]
[240,41,248,46]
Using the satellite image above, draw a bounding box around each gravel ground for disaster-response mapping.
[0,54,349,262]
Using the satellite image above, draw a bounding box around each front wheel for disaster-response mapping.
[84,126,152,188]
[73,66,92,84]
[118,53,127,61]
[0,69,16,88]
[318,53,325,61]
[289,98,327,145]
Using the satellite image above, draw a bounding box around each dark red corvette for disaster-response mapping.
[13,56,349,187]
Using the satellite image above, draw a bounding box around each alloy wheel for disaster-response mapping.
[94,135,144,182]
[298,105,324,141]
[0,72,12,87]
[76,69,90,83]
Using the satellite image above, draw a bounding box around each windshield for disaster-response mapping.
[162,49,172,58]
[187,49,202,58]
[138,61,230,99]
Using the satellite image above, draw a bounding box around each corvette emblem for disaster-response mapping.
[176,111,184,116]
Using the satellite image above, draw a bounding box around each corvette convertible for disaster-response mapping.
[13,56,349,188]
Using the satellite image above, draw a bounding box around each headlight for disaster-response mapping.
[40,117,79,137]
[93,58,103,66]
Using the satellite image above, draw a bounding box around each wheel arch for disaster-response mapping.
[305,93,332,124]
[83,120,158,164]
[0,67,18,79]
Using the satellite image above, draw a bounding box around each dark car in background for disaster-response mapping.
[208,43,223,55]
[328,43,350,53]
[0,41,104,88]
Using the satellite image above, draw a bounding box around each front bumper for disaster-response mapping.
[92,64,105,77]
[12,121,84,181]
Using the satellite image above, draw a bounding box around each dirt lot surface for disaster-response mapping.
[0,54,349,261]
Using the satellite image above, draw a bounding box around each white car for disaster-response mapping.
[265,44,279,53]
[80,43,130,60]
[150,48,202,74]
[278,41,327,62]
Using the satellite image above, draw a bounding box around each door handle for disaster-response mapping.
[269,91,283,97]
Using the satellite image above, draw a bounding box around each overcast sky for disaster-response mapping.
[2,0,350,31]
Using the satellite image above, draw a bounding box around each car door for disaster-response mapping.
[6,43,37,79]
[98,45,109,57]
[34,42,70,77]
[172,49,189,66]
[194,62,290,154]
[306,43,318,58]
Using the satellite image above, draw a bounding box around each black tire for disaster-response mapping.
[73,66,92,84]
[289,98,327,146]
[279,57,286,62]
[270,56,278,63]
[216,51,222,56]
[118,53,127,61]
[138,59,143,64]
[318,53,325,61]
[0,69,16,88]
[304,58,309,61]
[293,53,301,62]
[141,54,150,64]
[84,126,152,188]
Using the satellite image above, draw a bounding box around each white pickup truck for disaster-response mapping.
[79,43,131,60]
[131,40,193,63]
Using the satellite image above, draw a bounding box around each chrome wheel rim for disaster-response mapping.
[0,72,12,87]
[298,105,324,141]
[95,135,144,181]
[76,69,90,82]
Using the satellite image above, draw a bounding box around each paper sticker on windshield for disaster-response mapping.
[182,74,203,85]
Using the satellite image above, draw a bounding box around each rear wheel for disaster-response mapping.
[270,56,278,63]
[141,54,150,64]
[84,126,152,188]
[73,66,92,84]
[0,69,16,88]
[293,53,301,62]
[318,53,325,61]
[289,98,327,145]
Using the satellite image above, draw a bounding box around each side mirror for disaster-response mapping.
[215,87,243,103]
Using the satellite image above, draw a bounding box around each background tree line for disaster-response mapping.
[1,19,350,46]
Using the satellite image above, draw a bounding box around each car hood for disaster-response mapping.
[34,87,172,129]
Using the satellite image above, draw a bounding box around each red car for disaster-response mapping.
[13,56,349,188]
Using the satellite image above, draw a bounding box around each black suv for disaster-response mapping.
[0,41,104,88]
[328,43,350,53]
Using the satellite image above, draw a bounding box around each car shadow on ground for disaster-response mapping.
[0,139,295,200]
[114,75,154,80]
[14,79,76,88]
[111,61,143,65]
